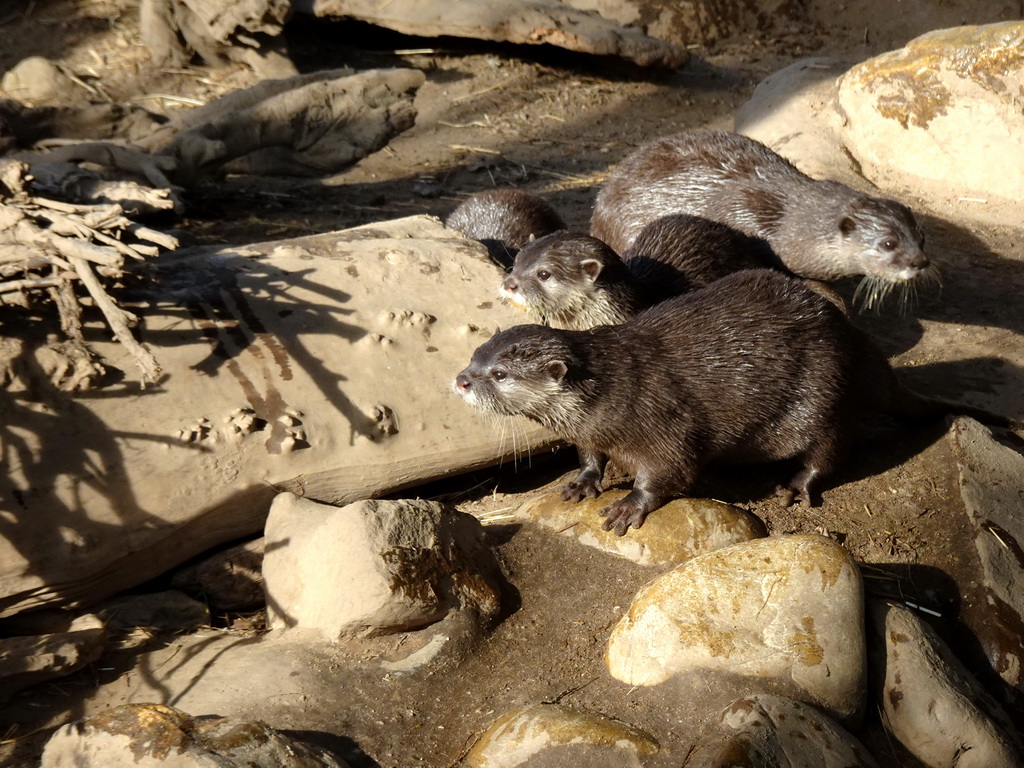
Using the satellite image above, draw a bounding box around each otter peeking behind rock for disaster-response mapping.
[446,189,566,270]
[455,269,1015,535]
[590,129,936,309]
[501,214,763,329]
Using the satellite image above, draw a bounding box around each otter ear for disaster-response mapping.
[547,360,568,382]
[580,258,603,282]
[839,217,856,236]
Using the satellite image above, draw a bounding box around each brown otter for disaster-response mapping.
[455,269,1013,535]
[446,189,566,270]
[590,129,934,308]
[501,214,764,329]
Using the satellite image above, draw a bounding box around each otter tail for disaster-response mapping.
[892,385,1022,431]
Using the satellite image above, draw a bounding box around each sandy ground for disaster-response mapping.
[1,2,1023,766]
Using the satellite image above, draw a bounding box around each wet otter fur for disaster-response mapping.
[455,269,1014,535]
[446,189,566,269]
[591,129,934,308]
[501,214,763,329]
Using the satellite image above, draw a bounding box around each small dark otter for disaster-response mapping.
[446,189,566,269]
[456,270,1013,535]
[591,129,933,307]
[501,214,763,329]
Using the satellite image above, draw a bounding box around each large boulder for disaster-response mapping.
[606,534,866,722]
[263,494,504,638]
[836,22,1024,225]
[0,215,556,618]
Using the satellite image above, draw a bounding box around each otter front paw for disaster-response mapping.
[600,498,649,537]
[561,473,602,502]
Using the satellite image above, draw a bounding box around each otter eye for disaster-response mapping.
[881,238,898,251]
[491,370,507,382]
[537,269,551,281]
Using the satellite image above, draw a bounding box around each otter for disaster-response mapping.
[500,215,825,330]
[446,189,566,270]
[455,269,1012,535]
[590,129,933,307]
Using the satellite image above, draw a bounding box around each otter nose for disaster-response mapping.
[904,250,929,270]
[502,276,519,293]
[455,372,472,392]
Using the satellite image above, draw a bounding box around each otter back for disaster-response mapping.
[591,129,929,287]
[446,189,566,269]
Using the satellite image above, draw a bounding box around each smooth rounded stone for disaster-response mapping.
[515,490,766,567]
[0,613,105,702]
[950,416,1024,688]
[606,534,865,721]
[0,56,80,104]
[465,702,658,768]
[837,22,1024,223]
[96,590,211,646]
[870,601,1023,768]
[171,538,265,611]
[735,57,864,187]
[263,494,504,638]
[688,694,879,768]
[40,703,348,767]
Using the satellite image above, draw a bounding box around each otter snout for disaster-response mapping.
[454,371,473,393]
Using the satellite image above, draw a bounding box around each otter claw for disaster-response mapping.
[599,499,648,536]
[561,476,602,502]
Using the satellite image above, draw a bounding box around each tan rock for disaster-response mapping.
[171,538,265,612]
[465,702,658,768]
[40,703,347,767]
[606,534,865,721]
[515,490,766,567]
[263,494,503,638]
[689,694,879,768]
[0,614,106,702]
[0,57,80,105]
[0,216,556,618]
[871,601,1022,768]
[837,22,1024,224]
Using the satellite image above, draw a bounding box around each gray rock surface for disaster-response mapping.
[606,534,866,721]
[951,416,1024,689]
[263,494,504,638]
[96,590,211,649]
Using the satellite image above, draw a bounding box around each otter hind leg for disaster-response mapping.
[778,439,844,507]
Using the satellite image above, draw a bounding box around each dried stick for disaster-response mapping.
[65,254,161,384]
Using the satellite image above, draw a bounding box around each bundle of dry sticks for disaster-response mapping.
[0,158,176,388]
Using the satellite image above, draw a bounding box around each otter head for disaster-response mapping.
[454,325,584,430]
[838,197,929,282]
[500,231,637,329]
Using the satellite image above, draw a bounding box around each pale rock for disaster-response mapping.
[837,22,1024,224]
[688,694,879,768]
[734,57,864,187]
[0,215,556,618]
[0,57,80,104]
[263,494,504,638]
[172,538,265,611]
[465,702,658,768]
[606,534,865,721]
[0,613,105,702]
[40,703,347,767]
[515,490,765,567]
[951,416,1024,688]
[870,601,1022,768]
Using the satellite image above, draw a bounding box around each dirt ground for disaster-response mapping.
[1,1,1023,766]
